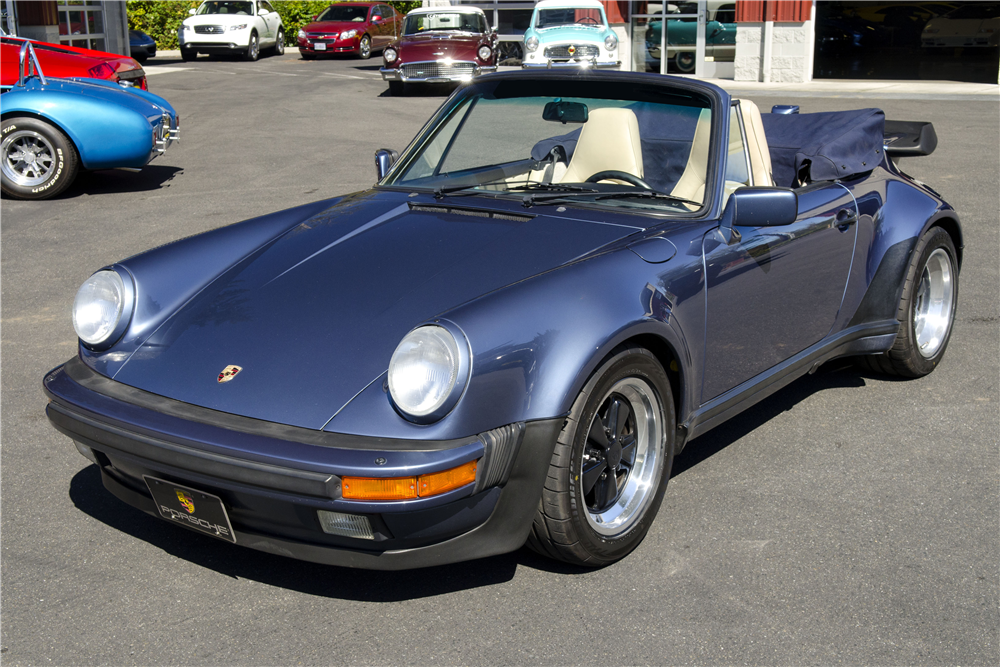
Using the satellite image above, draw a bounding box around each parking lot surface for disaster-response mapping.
[2,52,998,665]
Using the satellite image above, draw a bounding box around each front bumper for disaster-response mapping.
[381,61,497,83]
[298,36,361,55]
[521,59,620,69]
[44,358,560,569]
[180,30,251,53]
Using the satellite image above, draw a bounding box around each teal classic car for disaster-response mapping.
[646,2,735,73]
[521,0,620,69]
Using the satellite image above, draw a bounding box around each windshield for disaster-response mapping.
[944,4,1000,19]
[384,79,714,214]
[197,1,253,16]
[535,8,607,29]
[317,5,369,22]
[403,12,487,34]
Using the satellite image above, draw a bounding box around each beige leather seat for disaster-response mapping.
[736,99,773,187]
[670,108,711,204]
[557,108,644,185]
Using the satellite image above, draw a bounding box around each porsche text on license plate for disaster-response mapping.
[144,476,236,543]
[315,42,327,51]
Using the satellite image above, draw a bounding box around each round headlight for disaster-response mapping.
[72,270,129,347]
[297,29,306,39]
[477,45,492,61]
[525,35,539,52]
[605,33,618,51]
[388,324,470,423]
[384,47,397,63]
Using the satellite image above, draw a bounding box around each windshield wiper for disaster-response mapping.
[522,189,702,208]
[432,181,598,199]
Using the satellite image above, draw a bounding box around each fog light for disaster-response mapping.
[74,441,100,465]
[317,510,374,539]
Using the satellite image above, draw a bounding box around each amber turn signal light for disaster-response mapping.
[342,459,477,501]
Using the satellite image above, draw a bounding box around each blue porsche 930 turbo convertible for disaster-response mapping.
[44,71,959,569]
[1,41,178,200]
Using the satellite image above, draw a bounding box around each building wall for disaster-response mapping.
[735,19,813,82]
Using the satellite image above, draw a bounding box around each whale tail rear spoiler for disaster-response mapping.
[884,120,937,158]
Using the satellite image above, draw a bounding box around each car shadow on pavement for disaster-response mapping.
[671,360,867,478]
[53,165,184,199]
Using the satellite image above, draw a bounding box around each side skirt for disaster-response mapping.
[679,319,899,446]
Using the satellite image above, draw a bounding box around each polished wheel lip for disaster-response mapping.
[275,31,285,55]
[580,377,664,537]
[2,130,56,187]
[248,34,259,59]
[913,247,955,359]
[360,36,371,58]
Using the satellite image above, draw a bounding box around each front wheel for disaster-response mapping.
[180,48,197,61]
[1,117,79,200]
[271,28,285,56]
[527,346,675,566]
[387,80,405,96]
[357,34,371,59]
[861,227,959,377]
[245,31,259,61]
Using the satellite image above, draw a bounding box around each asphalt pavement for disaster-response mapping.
[1,51,997,665]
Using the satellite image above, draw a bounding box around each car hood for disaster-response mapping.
[303,20,369,33]
[535,25,607,43]
[183,14,258,26]
[112,192,642,429]
[395,33,484,60]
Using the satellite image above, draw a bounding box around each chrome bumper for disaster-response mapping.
[522,59,620,69]
[380,63,497,84]
[153,113,180,157]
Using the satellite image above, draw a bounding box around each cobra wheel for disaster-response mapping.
[245,31,260,61]
[861,226,959,377]
[357,35,372,59]
[527,346,675,566]
[271,28,285,56]
[1,117,79,200]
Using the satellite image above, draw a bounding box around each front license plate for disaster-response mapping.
[144,476,236,543]
[315,42,327,51]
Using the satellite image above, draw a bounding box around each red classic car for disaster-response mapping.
[0,36,147,91]
[380,6,498,95]
[297,2,401,60]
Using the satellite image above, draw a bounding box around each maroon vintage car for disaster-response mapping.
[380,6,498,95]
[297,2,401,60]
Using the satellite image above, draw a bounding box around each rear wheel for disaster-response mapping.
[527,346,675,567]
[675,51,696,73]
[245,31,259,61]
[860,227,959,377]
[271,28,285,56]
[1,117,79,200]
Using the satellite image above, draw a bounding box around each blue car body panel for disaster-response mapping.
[42,70,961,569]
[1,76,176,169]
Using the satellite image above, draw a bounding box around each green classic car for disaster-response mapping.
[646,2,735,73]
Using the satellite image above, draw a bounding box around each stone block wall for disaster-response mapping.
[735,20,814,82]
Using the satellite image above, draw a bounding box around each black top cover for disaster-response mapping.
[760,108,886,187]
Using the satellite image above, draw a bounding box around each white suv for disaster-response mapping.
[179,0,284,62]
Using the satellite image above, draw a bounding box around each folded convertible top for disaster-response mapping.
[760,108,886,187]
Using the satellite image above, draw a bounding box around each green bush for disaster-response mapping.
[127,1,426,50]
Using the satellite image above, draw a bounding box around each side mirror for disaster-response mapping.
[312,15,318,21]
[188,8,196,15]
[719,187,798,244]
[375,148,398,181]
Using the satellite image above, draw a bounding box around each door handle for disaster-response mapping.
[836,209,857,229]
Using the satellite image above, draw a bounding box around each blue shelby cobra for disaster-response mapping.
[1,42,178,200]
[44,71,960,569]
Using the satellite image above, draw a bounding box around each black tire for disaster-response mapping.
[527,346,675,567]
[859,227,959,377]
[675,51,696,73]
[301,51,316,60]
[180,48,196,61]
[245,31,259,61]
[387,80,405,96]
[1,117,79,200]
[357,34,372,59]
[133,53,148,63]
[271,28,285,56]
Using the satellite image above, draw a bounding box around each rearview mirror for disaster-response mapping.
[542,100,589,124]
[720,187,798,244]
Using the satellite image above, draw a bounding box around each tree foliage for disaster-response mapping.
[127,1,425,50]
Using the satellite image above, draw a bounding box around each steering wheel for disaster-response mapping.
[585,170,652,189]
[576,16,600,25]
